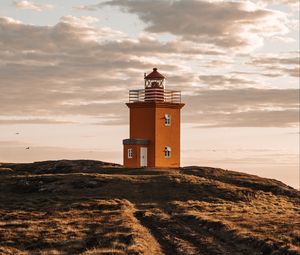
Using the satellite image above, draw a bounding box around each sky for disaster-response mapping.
[0,0,299,188]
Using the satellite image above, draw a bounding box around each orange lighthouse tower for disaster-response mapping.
[123,68,185,168]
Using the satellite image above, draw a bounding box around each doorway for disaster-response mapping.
[140,147,148,167]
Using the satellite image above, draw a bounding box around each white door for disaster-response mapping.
[140,147,148,167]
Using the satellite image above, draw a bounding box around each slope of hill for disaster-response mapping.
[0,160,299,255]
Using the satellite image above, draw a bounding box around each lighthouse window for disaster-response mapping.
[128,148,133,159]
[165,114,171,126]
[165,146,171,158]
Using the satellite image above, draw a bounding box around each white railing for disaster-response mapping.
[129,88,181,103]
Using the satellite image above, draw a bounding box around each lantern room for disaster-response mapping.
[144,67,165,88]
[144,67,165,102]
[123,68,185,168]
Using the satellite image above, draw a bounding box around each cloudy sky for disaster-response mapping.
[0,0,299,188]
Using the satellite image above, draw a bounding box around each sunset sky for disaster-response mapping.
[0,0,299,188]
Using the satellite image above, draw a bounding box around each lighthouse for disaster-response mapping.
[123,68,185,168]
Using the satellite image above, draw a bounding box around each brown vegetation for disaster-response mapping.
[0,160,299,255]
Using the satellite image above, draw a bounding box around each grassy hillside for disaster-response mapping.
[0,160,299,255]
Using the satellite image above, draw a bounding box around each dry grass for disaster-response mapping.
[0,199,161,255]
[0,160,299,255]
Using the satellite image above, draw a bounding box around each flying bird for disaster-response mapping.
[25,147,30,150]
[15,132,19,135]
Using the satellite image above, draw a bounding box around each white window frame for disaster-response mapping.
[128,148,133,159]
[165,114,171,126]
[164,146,171,158]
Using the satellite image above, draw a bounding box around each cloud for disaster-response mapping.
[73,4,100,11]
[198,74,256,89]
[99,35,224,56]
[0,119,75,125]
[13,0,53,11]
[193,109,298,128]
[185,88,299,112]
[0,15,205,120]
[102,0,289,51]
[257,0,300,8]
[0,16,129,119]
[183,88,299,127]
[0,15,298,128]
[249,53,300,77]
[0,16,126,51]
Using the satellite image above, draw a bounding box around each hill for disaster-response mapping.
[0,160,299,255]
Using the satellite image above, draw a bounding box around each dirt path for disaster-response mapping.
[134,204,265,255]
